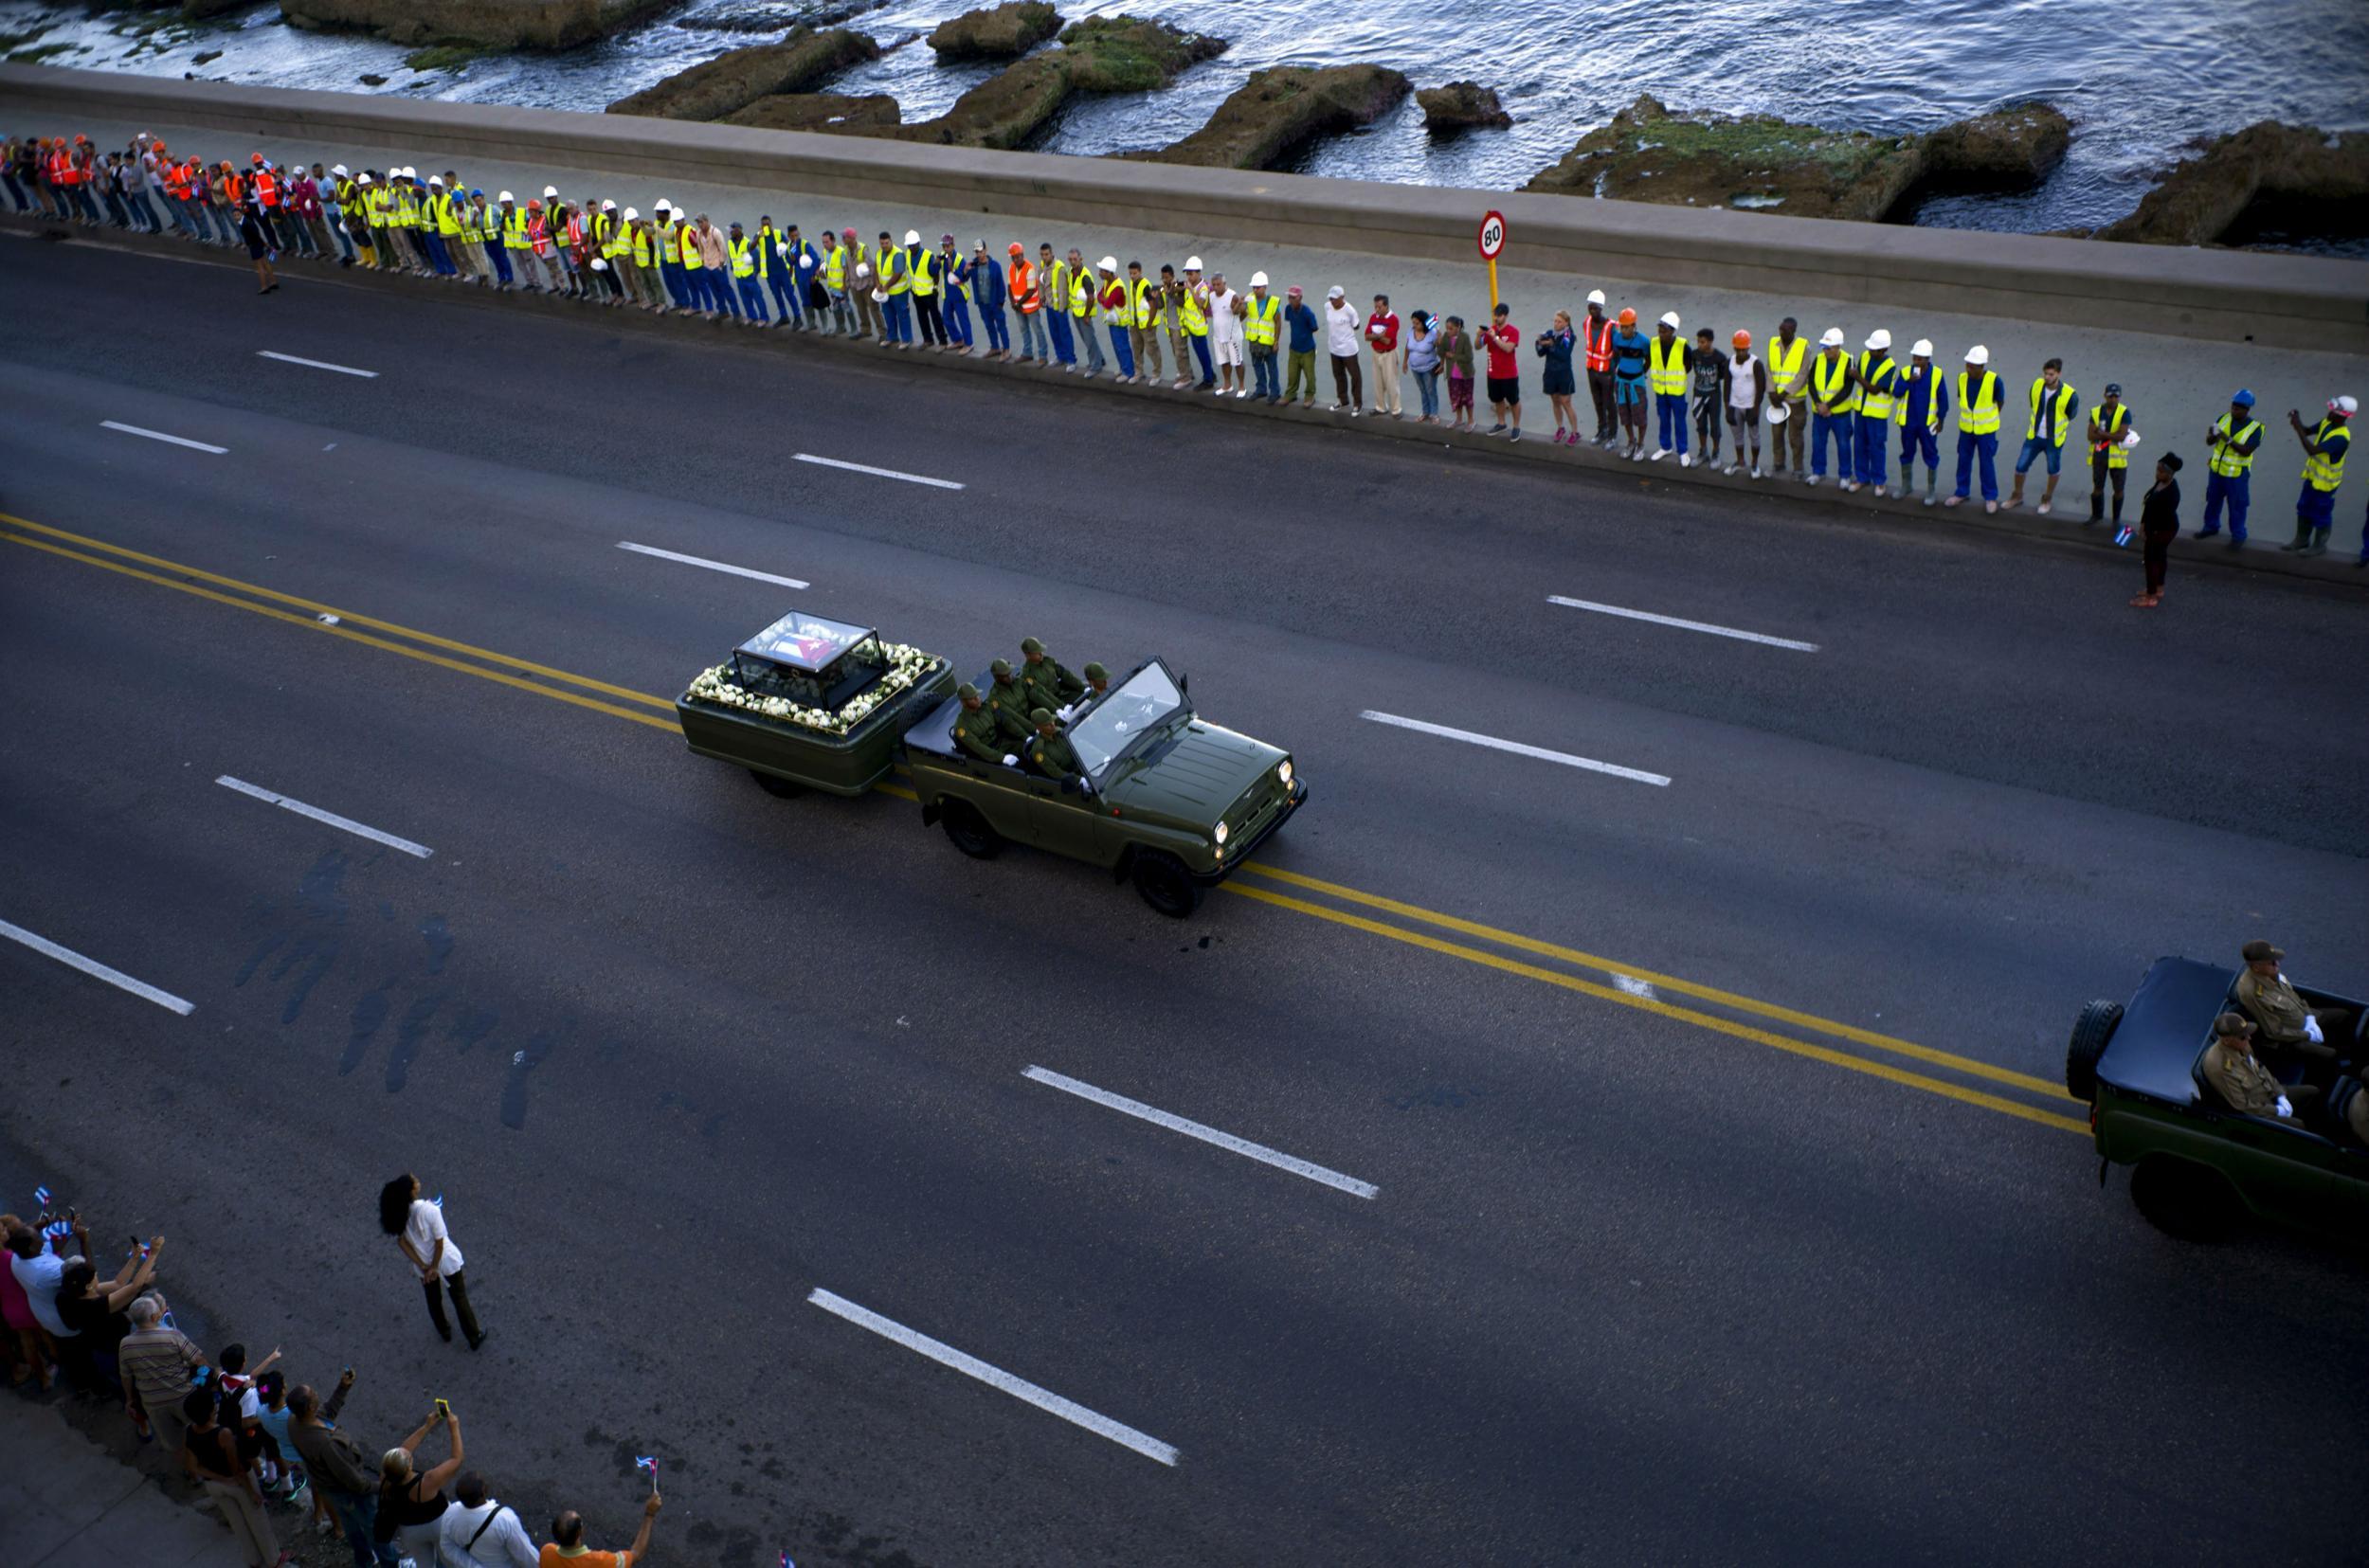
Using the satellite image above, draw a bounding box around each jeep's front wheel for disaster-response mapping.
[2065,999,2124,1101]
[1131,852,1203,918]
[2128,1157,2243,1242]
[940,800,1002,859]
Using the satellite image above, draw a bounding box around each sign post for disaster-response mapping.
[1476,208,1507,314]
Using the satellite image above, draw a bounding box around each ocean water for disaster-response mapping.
[5,0,2365,238]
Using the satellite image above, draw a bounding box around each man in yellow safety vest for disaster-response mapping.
[1244,271,1283,405]
[2282,394,2354,557]
[2007,356,2080,514]
[2196,388,2263,548]
[1944,344,2005,513]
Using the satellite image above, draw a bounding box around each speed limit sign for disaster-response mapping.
[1476,209,1507,260]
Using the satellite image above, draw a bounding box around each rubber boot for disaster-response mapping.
[2304,529,2329,558]
[2279,522,2312,552]
[1923,471,1938,508]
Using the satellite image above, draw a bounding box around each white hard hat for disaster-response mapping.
[656,199,672,210]
[396,166,412,178]
[1965,344,1990,365]
[543,185,558,198]
[1099,255,1118,271]
[356,172,372,185]
[1185,255,1203,270]
[1910,337,1934,358]
[1250,270,1268,286]
[1586,289,1606,306]
[1659,311,1680,329]
[1819,327,1845,347]
[497,189,513,203]
[602,198,616,210]
[1865,329,1891,351]
[2335,395,2360,416]
[428,175,443,186]
[590,257,608,271]
[331,163,348,176]
[623,206,638,220]
[904,228,920,244]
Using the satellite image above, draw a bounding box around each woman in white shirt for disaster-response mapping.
[378,1174,485,1349]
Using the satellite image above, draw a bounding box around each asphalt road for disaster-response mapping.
[3,233,2365,1568]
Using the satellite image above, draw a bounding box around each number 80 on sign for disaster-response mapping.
[1476,210,1507,260]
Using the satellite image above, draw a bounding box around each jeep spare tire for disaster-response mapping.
[2065,999,2124,1100]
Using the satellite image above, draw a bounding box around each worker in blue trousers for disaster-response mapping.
[1806,327,1860,488]
[2197,388,2264,548]
[653,204,686,310]
[1042,243,1077,368]
[967,240,1008,357]
[1095,256,1135,379]
[756,217,799,326]
[1064,246,1104,377]
[729,223,768,322]
[877,229,911,347]
[1855,329,1898,496]
[1893,339,1949,506]
[940,235,974,352]
[1944,345,2004,513]
[2280,395,2353,557]
[1647,311,1691,464]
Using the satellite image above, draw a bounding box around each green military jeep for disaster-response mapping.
[905,656,1306,917]
[2069,956,2369,1238]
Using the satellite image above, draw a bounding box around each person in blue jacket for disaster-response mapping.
[967,239,1009,358]
[940,234,974,352]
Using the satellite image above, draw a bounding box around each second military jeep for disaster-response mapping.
[2069,956,2369,1239]
[903,656,1306,917]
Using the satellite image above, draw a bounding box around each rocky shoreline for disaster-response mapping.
[10,4,2365,248]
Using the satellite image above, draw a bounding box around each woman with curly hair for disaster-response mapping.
[377,1175,484,1350]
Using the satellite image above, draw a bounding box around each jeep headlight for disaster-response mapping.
[1276,759,1293,787]
[1213,820,1229,846]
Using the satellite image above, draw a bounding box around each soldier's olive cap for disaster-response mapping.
[2240,939,2284,962]
[990,658,1013,677]
[1020,636,1045,656]
[1083,661,1109,680]
[956,682,980,701]
[1030,708,1055,725]
[2215,1012,2257,1036]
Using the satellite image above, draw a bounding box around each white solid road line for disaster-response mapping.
[215,776,433,858]
[1360,711,1672,787]
[806,1289,1180,1466]
[792,453,966,491]
[1546,595,1820,653]
[1022,1066,1379,1199]
[0,917,195,1016]
[257,350,379,378]
[616,541,809,590]
[99,420,226,455]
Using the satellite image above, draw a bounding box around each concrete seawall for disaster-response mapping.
[7,63,2367,352]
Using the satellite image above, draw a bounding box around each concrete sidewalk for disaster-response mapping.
[21,102,2369,576]
[0,1393,254,1568]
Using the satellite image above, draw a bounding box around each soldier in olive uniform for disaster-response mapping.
[1019,635,1087,715]
[2201,1012,2318,1121]
[1025,708,1089,787]
[1080,661,1112,701]
[986,658,1033,744]
[2232,939,2353,1075]
[952,683,1017,766]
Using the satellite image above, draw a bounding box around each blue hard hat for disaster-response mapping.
[2232,388,2256,407]
[470,188,483,197]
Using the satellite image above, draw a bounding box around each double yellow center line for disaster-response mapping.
[1,510,2085,1134]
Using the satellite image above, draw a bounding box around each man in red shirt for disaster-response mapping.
[1483,302,1523,442]
[1582,289,1617,446]
[1365,294,1403,418]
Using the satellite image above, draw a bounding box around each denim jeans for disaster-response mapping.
[1412,368,1439,417]
[324,1487,400,1567]
[981,304,1008,352]
[1014,309,1048,360]
[2015,435,2063,476]
[1075,313,1105,372]
[1811,410,1851,476]
[1955,431,1999,499]
[1854,412,1889,486]
[1254,348,1279,399]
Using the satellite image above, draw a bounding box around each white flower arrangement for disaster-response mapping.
[687,641,938,737]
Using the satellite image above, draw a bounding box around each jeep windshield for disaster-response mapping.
[1068,663,1184,776]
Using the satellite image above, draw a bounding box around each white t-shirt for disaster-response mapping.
[12,1251,73,1338]
[404,1199,465,1277]
[1325,302,1363,357]
[440,1500,539,1568]
[1208,288,1242,345]
[1727,353,1761,411]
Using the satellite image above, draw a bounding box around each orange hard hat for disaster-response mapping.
[251,153,263,164]
[1732,330,1752,348]
[1617,308,1637,327]
[527,198,543,208]
[75,134,88,144]
[1007,242,1022,254]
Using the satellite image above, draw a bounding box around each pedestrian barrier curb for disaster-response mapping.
[9,210,2363,591]
[8,63,2369,353]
